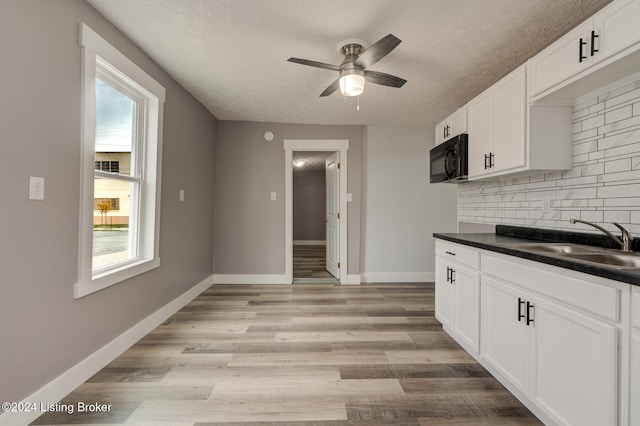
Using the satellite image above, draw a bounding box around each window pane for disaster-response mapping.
[93,177,138,269]
[95,78,134,176]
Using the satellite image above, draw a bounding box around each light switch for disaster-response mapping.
[29,176,45,200]
[270,192,277,201]
[179,189,185,202]
[347,193,353,202]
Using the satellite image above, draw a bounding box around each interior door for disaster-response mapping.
[325,152,339,278]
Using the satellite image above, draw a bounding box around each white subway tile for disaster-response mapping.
[604,87,640,109]
[582,114,605,131]
[605,158,632,174]
[604,210,630,223]
[598,182,640,199]
[605,105,633,124]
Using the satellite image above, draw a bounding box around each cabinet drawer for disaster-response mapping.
[483,252,619,322]
[436,240,480,270]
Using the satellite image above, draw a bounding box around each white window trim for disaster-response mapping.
[76,23,165,298]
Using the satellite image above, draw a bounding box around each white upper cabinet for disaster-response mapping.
[434,107,467,146]
[467,64,571,180]
[529,0,640,101]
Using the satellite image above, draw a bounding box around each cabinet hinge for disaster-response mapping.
[337,162,341,169]
[337,262,340,269]
[337,212,340,219]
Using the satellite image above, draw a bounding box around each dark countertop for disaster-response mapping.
[434,225,640,286]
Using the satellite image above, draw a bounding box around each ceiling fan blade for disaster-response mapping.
[287,57,342,72]
[354,34,401,69]
[364,70,407,88]
[320,79,340,97]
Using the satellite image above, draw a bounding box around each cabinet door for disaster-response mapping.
[435,258,453,328]
[531,296,617,426]
[467,89,492,178]
[449,107,467,138]
[435,117,448,146]
[528,21,593,97]
[594,0,640,61]
[481,276,530,395]
[491,65,526,173]
[452,265,480,354]
[631,289,640,426]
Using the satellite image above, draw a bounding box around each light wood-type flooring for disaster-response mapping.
[32,283,541,425]
[293,245,334,279]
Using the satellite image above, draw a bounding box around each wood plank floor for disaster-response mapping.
[31,283,541,425]
[293,245,334,279]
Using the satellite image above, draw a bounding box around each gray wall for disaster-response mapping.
[214,121,362,275]
[361,126,458,277]
[293,170,326,241]
[0,0,217,404]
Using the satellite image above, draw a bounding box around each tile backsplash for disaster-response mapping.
[458,76,640,235]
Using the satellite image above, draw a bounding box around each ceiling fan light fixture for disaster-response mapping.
[292,159,307,167]
[339,70,365,97]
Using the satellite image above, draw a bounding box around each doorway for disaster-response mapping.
[292,151,335,281]
[284,139,349,284]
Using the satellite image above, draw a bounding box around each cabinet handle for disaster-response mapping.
[489,152,494,168]
[484,153,489,170]
[579,38,587,62]
[443,126,447,139]
[526,301,535,326]
[518,297,525,322]
[590,30,599,56]
[450,268,455,283]
[445,251,456,256]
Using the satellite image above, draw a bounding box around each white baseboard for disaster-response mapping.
[361,272,434,283]
[345,274,362,285]
[213,274,290,284]
[293,240,326,246]
[0,274,214,426]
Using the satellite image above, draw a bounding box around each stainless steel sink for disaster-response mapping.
[497,241,640,269]
[560,252,640,268]
[498,242,606,254]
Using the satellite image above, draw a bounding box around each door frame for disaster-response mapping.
[284,139,349,284]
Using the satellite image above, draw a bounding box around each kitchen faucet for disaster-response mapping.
[569,218,634,252]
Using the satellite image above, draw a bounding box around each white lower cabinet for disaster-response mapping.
[480,251,622,426]
[435,240,480,354]
[530,294,617,426]
[631,288,640,426]
[482,276,531,395]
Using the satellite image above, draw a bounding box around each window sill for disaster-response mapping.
[74,257,160,299]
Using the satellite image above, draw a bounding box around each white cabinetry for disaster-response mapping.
[434,107,467,146]
[631,287,640,426]
[467,64,571,180]
[468,65,526,178]
[529,0,640,101]
[482,252,620,426]
[435,240,480,354]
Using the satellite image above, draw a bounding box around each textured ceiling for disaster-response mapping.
[86,0,612,128]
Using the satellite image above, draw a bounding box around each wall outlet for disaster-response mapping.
[29,176,45,200]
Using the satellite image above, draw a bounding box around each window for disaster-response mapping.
[76,23,165,298]
[94,198,120,211]
[95,160,120,173]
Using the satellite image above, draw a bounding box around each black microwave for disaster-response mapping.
[430,134,468,183]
